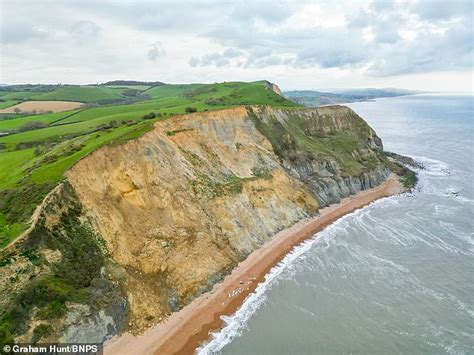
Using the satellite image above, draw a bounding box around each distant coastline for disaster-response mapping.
[283,88,424,107]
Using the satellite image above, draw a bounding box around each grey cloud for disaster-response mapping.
[201,53,230,67]
[190,47,246,67]
[231,1,293,24]
[222,47,243,58]
[373,25,400,44]
[189,57,200,67]
[295,43,366,69]
[201,0,472,75]
[1,21,48,44]
[190,53,228,67]
[79,1,228,33]
[2,0,473,84]
[368,16,474,76]
[70,21,101,37]
[411,0,473,20]
[370,0,396,12]
[147,42,165,61]
[346,11,371,28]
[190,45,287,69]
[245,55,283,68]
[243,47,280,67]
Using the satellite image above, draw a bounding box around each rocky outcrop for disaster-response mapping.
[1,105,396,343]
[264,81,283,96]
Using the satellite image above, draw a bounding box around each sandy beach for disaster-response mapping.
[105,174,402,355]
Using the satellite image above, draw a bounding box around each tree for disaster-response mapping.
[185,107,197,113]
[143,112,156,120]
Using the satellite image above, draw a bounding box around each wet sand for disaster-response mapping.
[105,174,401,355]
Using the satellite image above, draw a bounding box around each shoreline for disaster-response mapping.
[105,174,402,355]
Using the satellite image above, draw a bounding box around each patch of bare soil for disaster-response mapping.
[0,101,82,114]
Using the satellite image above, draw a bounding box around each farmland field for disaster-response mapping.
[0,101,83,114]
[0,80,300,247]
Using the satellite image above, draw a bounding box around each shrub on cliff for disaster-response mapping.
[185,107,197,113]
[143,112,156,119]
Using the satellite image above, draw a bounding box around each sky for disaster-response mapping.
[0,0,473,91]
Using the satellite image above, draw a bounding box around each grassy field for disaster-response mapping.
[0,101,19,109]
[0,80,300,247]
[0,91,43,100]
[0,84,159,107]
[31,86,123,103]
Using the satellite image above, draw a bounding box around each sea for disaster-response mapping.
[198,93,474,354]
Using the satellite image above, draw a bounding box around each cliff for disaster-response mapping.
[264,81,283,96]
[0,105,402,344]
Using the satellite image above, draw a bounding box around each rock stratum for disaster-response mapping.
[0,105,407,345]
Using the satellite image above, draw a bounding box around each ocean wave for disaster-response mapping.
[197,196,399,354]
[408,155,452,176]
[408,155,474,204]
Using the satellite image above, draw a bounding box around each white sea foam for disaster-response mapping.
[197,196,398,354]
[409,155,452,176]
[408,155,474,205]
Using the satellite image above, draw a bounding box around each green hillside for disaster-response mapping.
[0,81,299,247]
[146,84,205,99]
[0,84,159,108]
[32,86,123,103]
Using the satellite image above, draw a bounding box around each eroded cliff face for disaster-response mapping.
[65,107,319,331]
[1,105,392,343]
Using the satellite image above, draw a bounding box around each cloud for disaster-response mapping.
[195,0,473,76]
[70,21,102,37]
[368,15,474,76]
[230,1,293,24]
[190,47,244,67]
[147,42,165,61]
[1,0,472,89]
[372,24,401,44]
[80,1,228,33]
[370,0,396,12]
[346,10,371,28]
[411,0,474,20]
[0,20,48,44]
[222,47,243,58]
